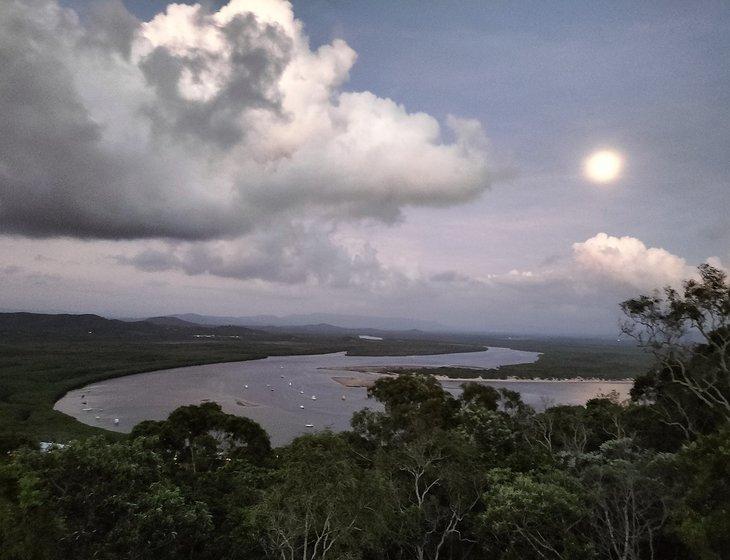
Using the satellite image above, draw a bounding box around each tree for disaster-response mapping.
[0,437,212,560]
[131,402,272,472]
[579,439,670,560]
[670,424,730,559]
[621,264,730,438]
[479,469,592,560]
[352,374,459,445]
[376,430,485,560]
[253,433,387,560]
[456,384,534,467]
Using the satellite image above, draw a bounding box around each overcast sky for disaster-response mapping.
[1,0,728,335]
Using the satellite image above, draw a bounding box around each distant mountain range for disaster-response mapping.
[0,312,265,339]
[0,311,450,342]
[163,313,449,332]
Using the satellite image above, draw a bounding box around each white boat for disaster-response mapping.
[311,395,317,400]
[95,416,100,420]
[341,395,346,400]
[299,390,304,394]
[305,424,314,428]
[244,384,248,389]
[288,382,292,386]
[113,418,120,425]
[82,408,93,412]
[299,405,304,409]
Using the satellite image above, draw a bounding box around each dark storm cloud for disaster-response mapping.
[0,0,251,239]
[139,12,291,148]
[0,0,491,244]
[83,0,140,59]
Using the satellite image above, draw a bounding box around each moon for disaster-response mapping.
[584,150,624,183]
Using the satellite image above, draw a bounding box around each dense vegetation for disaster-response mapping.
[1,265,727,559]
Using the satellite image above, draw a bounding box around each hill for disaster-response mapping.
[0,312,264,340]
[170,312,448,331]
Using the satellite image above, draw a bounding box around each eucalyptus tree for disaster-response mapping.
[253,433,387,560]
[669,424,730,559]
[578,439,670,560]
[375,431,486,560]
[479,469,593,560]
[621,264,730,438]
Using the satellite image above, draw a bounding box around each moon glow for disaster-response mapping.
[584,150,624,183]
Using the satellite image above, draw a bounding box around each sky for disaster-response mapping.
[0,0,728,335]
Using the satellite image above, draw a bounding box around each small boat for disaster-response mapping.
[311,395,317,401]
[95,416,100,420]
[270,387,275,391]
[280,374,285,378]
[288,381,292,386]
[299,390,304,394]
[305,424,314,428]
[113,418,120,425]
[244,384,249,389]
[341,395,346,400]
[299,405,304,409]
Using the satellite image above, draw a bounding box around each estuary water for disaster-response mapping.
[54,348,631,446]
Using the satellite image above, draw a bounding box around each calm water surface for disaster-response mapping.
[55,348,630,446]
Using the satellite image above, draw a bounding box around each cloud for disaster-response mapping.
[572,232,694,290]
[0,0,493,241]
[116,223,406,289]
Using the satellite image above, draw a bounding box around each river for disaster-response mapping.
[54,348,631,446]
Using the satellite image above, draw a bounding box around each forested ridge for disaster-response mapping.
[1,265,728,560]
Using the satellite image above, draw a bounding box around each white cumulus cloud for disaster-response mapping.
[572,232,694,290]
[0,0,493,240]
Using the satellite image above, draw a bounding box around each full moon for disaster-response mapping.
[584,150,624,183]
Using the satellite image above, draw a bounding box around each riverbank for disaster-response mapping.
[321,365,636,383]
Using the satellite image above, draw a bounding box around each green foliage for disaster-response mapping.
[480,469,593,559]
[621,264,730,439]
[670,424,730,559]
[131,402,272,471]
[352,373,460,444]
[252,432,388,559]
[0,267,727,559]
[577,439,672,560]
[0,437,213,560]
